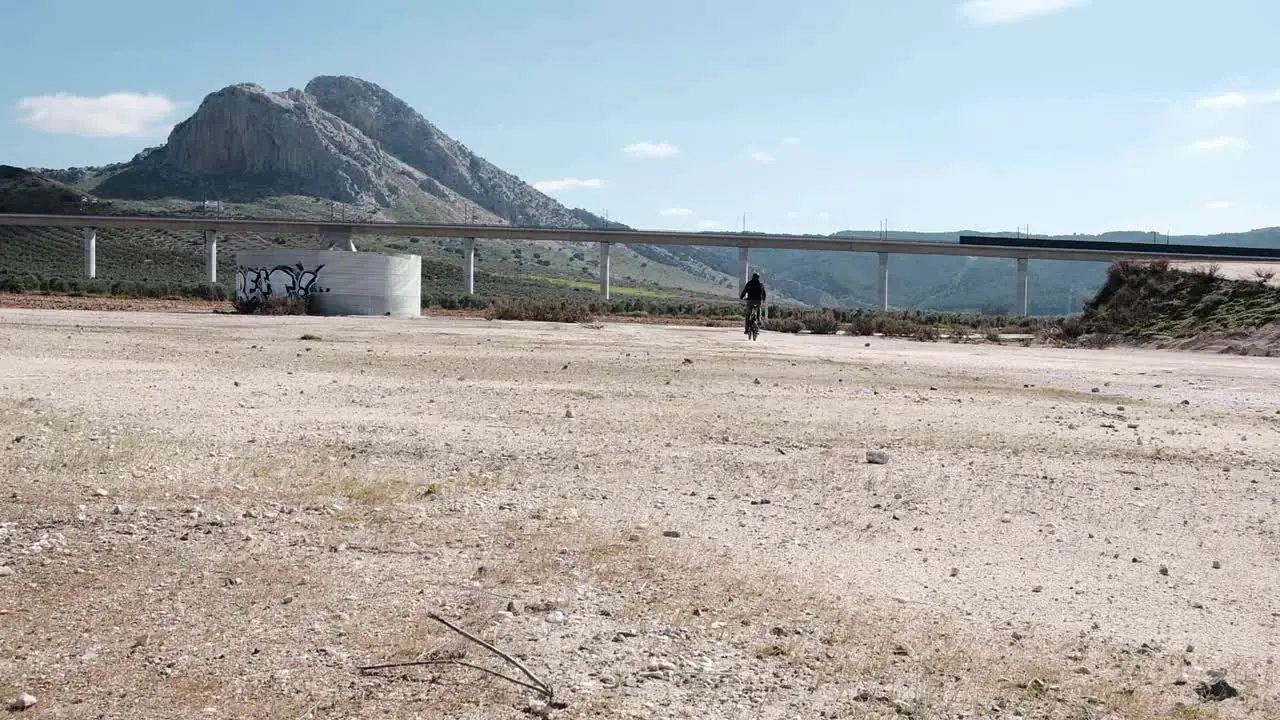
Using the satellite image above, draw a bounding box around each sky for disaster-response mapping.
[3,0,1279,237]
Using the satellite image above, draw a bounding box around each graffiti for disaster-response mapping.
[235,262,329,311]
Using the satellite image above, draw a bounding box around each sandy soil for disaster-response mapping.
[1,310,1278,719]
[1167,261,1280,286]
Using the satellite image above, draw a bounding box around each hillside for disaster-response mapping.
[0,165,118,215]
[1072,260,1280,352]
[4,74,1280,313]
[650,228,1280,316]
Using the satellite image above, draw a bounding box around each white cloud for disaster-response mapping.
[1203,200,1232,210]
[659,207,693,217]
[815,211,833,220]
[749,150,776,164]
[532,177,605,192]
[623,141,680,159]
[782,136,801,145]
[1197,90,1280,109]
[698,220,723,229]
[956,0,1090,26]
[16,91,180,137]
[1186,136,1250,153]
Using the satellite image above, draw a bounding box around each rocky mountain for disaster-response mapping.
[36,76,615,233]
[304,75,591,228]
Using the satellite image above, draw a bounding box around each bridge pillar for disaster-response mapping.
[82,228,96,279]
[204,230,218,283]
[877,252,890,311]
[738,247,749,295]
[1015,257,1029,315]
[599,242,611,300]
[464,238,475,294]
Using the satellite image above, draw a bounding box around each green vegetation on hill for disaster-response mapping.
[0,165,116,215]
[1079,261,1280,338]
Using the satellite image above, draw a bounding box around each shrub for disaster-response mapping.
[912,325,941,342]
[234,296,314,315]
[802,310,840,335]
[765,317,804,333]
[457,294,491,310]
[485,298,594,323]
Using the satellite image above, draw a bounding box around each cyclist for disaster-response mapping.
[739,272,766,334]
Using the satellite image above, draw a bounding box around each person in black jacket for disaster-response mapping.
[739,272,766,333]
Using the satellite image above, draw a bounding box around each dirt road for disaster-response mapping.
[1,310,1276,718]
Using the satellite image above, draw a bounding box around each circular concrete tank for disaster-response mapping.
[235,249,421,317]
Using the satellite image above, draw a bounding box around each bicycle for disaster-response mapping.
[743,302,762,341]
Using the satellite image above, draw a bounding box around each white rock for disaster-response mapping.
[11,693,37,710]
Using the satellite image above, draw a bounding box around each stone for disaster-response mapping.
[545,611,567,624]
[866,449,891,465]
[0,566,14,577]
[1212,560,1221,569]
[662,530,681,538]
[564,408,575,419]
[11,693,36,711]
[1196,678,1239,701]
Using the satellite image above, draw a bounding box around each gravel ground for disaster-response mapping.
[1,309,1277,719]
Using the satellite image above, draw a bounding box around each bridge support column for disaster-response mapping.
[877,252,890,311]
[204,230,218,283]
[738,247,749,295]
[464,238,475,294]
[82,228,96,279]
[1015,257,1029,315]
[599,242,611,300]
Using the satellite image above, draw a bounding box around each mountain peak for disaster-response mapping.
[78,74,606,229]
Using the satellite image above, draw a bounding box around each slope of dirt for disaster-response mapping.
[1,311,1277,719]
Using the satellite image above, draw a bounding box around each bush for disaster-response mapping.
[485,298,594,323]
[802,310,840,335]
[234,296,314,315]
[912,325,941,342]
[765,317,804,333]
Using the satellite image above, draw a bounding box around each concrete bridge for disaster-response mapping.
[3,213,1279,314]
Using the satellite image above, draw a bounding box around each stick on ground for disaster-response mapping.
[358,612,554,699]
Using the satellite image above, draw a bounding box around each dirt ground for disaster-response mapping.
[1167,261,1280,286]
[1,309,1278,719]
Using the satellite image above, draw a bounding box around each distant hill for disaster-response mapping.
[3,74,1278,314]
[0,165,117,215]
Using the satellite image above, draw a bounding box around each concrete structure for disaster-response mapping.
[738,247,749,296]
[204,230,218,283]
[8,213,1280,316]
[82,228,96,279]
[1015,258,1029,316]
[235,249,421,317]
[877,253,890,311]
[599,242,612,299]
[464,238,476,295]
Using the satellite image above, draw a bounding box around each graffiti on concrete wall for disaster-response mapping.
[235,262,329,308]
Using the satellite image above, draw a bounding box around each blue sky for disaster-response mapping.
[3,0,1279,236]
